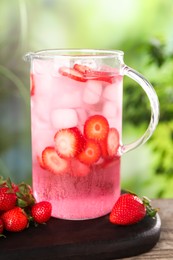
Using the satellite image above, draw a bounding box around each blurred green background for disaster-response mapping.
[0,0,173,198]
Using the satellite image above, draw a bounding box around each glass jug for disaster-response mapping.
[24,49,159,220]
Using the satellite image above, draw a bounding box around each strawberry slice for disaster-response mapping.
[73,64,91,74]
[54,127,85,159]
[107,128,119,157]
[37,155,46,169]
[85,71,115,83]
[84,115,109,141]
[73,63,115,83]
[70,158,91,177]
[99,139,109,158]
[30,74,35,96]
[42,147,69,175]
[77,139,101,165]
[59,66,87,82]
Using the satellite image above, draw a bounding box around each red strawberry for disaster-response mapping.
[31,201,52,224]
[84,115,109,141]
[54,127,85,159]
[0,187,17,211]
[59,66,87,82]
[109,193,157,226]
[74,64,115,83]
[0,218,4,234]
[77,139,101,165]
[1,207,28,232]
[42,147,69,175]
[107,128,119,157]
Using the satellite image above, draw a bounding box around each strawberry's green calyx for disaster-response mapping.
[125,191,158,218]
[16,183,35,208]
[142,196,158,218]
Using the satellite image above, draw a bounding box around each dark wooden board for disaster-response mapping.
[0,211,161,260]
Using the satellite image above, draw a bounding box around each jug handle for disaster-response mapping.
[119,65,159,155]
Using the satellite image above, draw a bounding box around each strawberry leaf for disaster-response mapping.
[0,234,6,238]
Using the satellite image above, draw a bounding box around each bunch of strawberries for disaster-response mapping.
[0,176,52,237]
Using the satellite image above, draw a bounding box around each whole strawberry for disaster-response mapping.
[0,218,4,234]
[0,187,17,212]
[1,207,28,232]
[109,193,157,225]
[31,201,52,224]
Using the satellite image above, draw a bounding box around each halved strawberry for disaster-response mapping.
[74,64,115,83]
[107,128,119,157]
[59,66,87,82]
[84,115,109,141]
[42,147,69,175]
[54,127,85,159]
[77,139,101,165]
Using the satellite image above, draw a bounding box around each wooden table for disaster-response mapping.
[122,199,173,260]
[0,199,172,260]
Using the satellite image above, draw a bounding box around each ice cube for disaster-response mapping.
[76,108,89,132]
[31,128,55,159]
[83,80,102,104]
[32,95,52,123]
[102,101,117,118]
[55,91,82,108]
[76,108,88,125]
[33,74,53,97]
[52,77,83,108]
[51,108,78,129]
[102,81,122,103]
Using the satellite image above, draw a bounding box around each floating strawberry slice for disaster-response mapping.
[70,158,91,177]
[84,115,109,141]
[54,127,85,159]
[86,71,115,83]
[30,74,35,96]
[42,147,69,175]
[99,139,109,158]
[107,128,119,157]
[37,155,46,169]
[59,66,87,82]
[77,139,101,165]
[73,63,115,83]
[73,64,91,74]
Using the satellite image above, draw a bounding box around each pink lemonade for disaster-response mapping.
[30,59,123,220]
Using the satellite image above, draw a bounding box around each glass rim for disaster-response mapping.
[24,49,124,61]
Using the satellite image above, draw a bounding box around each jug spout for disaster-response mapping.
[23,52,34,62]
